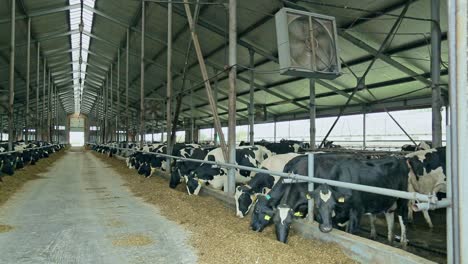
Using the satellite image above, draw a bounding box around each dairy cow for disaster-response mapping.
[405,147,446,228]
[169,147,215,189]
[250,154,353,243]
[235,153,299,218]
[308,157,410,247]
[185,146,272,195]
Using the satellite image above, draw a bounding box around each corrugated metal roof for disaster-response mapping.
[0,0,448,131]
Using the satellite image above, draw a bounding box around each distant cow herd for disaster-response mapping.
[0,141,65,181]
[92,140,447,248]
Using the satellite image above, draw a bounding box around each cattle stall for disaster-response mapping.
[1,0,467,263]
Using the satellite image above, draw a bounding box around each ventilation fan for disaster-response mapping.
[275,8,340,79]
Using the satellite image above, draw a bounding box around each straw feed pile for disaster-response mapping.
[111,234,154,247]
[0,224,13,233]
[93,152,356,264]
[0,149,66,206]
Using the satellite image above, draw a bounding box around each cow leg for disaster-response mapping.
[407,201,414,224]
[422,210,434,229]
[398,215,408,249]
[384,211,395,244]
[368,214,377,240]
[348,208,361,234]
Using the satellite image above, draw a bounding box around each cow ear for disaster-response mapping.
[333,191,350,203]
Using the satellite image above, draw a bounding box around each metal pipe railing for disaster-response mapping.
[90,143,449,206]
[0,144,61,156]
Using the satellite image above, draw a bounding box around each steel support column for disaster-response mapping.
[126,28,129,144]
[227,0,237,194]
[110,63,113,141]
[248,49,255,146]
[447,0,467,262]
[139,1,145,148]
[47,71,51,142]
[25,17,31,143]
[117,49,120,143]
[42,58,46,141]
[431,0,442,147]
[8,0,15,150]
[190,83,194,143]
[309,79,315,149]
[36,42,40,140]
[363,108,367,149]
[166,0,173,168]
[213,68,218,146]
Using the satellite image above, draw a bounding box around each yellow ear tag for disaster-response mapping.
[294,212,303,217]
[264,215,271,221]
[306,194,312,200]
[338,197,345,203]
[198,179,204,185]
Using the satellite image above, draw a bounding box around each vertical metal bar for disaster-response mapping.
[309,79,315,149]
[8,0,15,150]
[110,63,113,141]
[227,0,237,194]
[431,0,442,148]
[42,58,46,141]
[162,100,166,142]
[363,109,367,149]
[448,0,466,262]
[139,1,145,148]
[446,126,453,264]
[167,0,173,167]
[274,120,276,143]
[117,49,120,143]
[307,152,314,222]
[36,42,40,141]
[47,71,51,142]
[104,77,107,143]
[213,69,218,146]
[126,28,130,144]
[25,17,31,144]
[248,49,255,146]
[190,83,194,143]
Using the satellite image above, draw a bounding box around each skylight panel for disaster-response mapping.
[68,0,96,113]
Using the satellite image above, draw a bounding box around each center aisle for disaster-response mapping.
[0,148,197,264]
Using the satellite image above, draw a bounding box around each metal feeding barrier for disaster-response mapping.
[0,144,61,156]
[90,143,451,222]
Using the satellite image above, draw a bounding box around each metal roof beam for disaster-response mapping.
[0,3,80,24]
[339,30,433,87]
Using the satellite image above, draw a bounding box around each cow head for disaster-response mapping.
[235,185,257,218]
[273,204,294,243]
[308,184,348,233]
[250,195,275,232]
[407,156,424,177]
[170,167,182,189]
[237,152,258,177]
[185,175,203,195]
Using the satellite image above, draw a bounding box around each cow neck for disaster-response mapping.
[280,183,292,205]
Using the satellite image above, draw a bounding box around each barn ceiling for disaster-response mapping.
[0,0,448,130]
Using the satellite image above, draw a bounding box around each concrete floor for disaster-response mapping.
[0,148,197,264]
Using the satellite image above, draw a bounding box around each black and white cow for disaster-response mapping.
[401,141,432,152]
[308,157,410,247]
[185,146,272,195]
[405,147,446,228]
[250,153,354,243]
[240,139,309,154]
[169,147,215,189]
[235,153,299,218]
